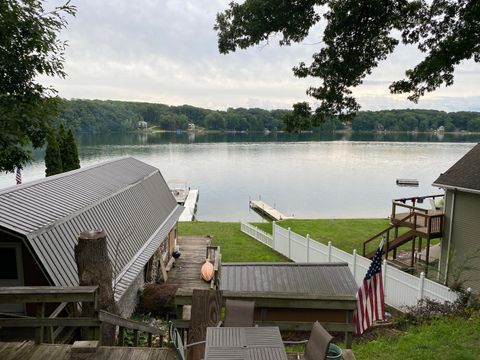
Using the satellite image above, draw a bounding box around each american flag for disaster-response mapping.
[15,167,22,185]
[353,240,385,334]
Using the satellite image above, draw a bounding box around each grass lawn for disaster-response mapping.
[353,315,480,360]
[254,218,391,254]
[178,221,289,262]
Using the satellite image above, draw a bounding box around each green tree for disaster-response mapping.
[215,0,480,123]
[44,133,62,177]
[283,102,313,133]
[61,128,80,172]
[0,0,75,172]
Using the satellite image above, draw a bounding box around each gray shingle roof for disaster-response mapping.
[433,143,480,191]
[0,157,182,300]
[220,263,357,298]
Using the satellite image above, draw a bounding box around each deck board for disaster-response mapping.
[0,341,177,360]
[167,237,211,291]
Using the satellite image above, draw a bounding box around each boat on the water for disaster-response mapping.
[167,179,199,221]
[168,179,190,205]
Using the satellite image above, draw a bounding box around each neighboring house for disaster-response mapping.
[187,123,195,131]
[0,157,183,316]
[137,120,148,129]
[433,143,480,291]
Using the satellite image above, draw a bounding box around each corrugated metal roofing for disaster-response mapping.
[220,263,357,298]
[0,157,182,300]
[433,143,480,191]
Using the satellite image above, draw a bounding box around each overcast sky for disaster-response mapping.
[40,0,480,112]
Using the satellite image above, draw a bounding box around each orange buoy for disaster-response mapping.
[201,260,214,282]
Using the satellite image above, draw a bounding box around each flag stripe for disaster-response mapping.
[353,241,386,334]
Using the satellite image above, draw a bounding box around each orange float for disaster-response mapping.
[201,260,214,282]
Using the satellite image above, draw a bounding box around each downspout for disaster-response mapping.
[444,190,456,285]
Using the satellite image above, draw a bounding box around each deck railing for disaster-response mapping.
[0,286,164,346]
[240,222,458,310]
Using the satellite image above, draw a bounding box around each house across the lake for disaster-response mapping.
[433,143,480,291]
[0,157,183,317]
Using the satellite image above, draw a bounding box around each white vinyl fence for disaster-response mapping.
[241,222,458,310]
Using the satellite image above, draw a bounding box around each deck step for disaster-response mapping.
[365,230,416,259]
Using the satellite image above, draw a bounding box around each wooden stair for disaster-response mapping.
[365,230,416,259]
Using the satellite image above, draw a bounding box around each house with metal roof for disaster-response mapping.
[433,143,480,291]
[0,157,183,316]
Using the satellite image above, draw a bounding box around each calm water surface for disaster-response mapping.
[0,132,476,221]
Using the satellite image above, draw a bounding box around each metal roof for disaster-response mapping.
[0,157,182,300]
[433,143,480,192]
[220,263,357,298]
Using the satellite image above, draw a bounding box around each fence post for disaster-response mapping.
[327,241,332,262]
[288,227,291,259]
[352,249,357,281]
[418,272,425,300]
[306,234,310,263]
[272,221,276,249]
[382,259,387,298]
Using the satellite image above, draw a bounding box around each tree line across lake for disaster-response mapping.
[57,99,480,133]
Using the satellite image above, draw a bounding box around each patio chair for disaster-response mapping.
[223,299,255,327]
[285,321,334,360]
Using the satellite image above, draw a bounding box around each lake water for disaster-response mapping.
[1,132,477,221]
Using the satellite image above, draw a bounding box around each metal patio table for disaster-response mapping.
[204,326,288,360]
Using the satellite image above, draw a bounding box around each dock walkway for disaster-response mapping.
[250,200,292,221]
[167,236,211,290]
[179,189,199,222]
[0,341,176,360]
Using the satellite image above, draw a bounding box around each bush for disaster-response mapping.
[138,283,178,316]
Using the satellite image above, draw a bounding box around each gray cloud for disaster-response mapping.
[40,0,480,112]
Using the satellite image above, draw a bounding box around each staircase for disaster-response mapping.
[363,196,445,272]
[364,229,416,259]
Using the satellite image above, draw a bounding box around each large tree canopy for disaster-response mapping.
[0,0,75,172]
[215,0,480,125]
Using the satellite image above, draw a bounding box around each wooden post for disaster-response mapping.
[34,303,45,344]
[118,327,125,346]
[133,330,139,347]
[411,237,416,269]
[425,238,431,276]
[75,230,118,345]
[187,289,222,360]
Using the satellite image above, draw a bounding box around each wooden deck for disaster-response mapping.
[392,211,443,238]
[167,237,211,290]
[0,341,177,360]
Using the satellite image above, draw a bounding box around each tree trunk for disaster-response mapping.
[75,230,118,345]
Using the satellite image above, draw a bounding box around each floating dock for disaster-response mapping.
[396,178,419,186]
[179,189,199,222]
[249,200,292,221]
